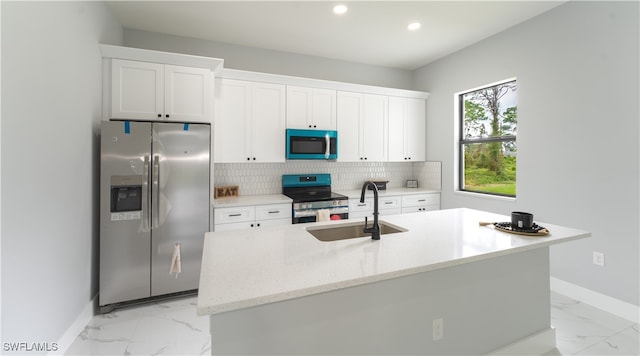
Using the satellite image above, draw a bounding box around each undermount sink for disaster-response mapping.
[306,221,407,242]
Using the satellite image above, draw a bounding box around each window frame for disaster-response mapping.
[457,79,517,198]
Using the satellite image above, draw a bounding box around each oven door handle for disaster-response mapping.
[293,207,349,218]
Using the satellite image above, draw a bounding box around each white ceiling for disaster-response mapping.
[105,1,565,70]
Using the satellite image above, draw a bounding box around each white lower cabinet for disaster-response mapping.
[349,192,440,219]
[214,203,291,232]
[401,193,440,213]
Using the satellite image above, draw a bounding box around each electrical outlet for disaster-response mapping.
[433,318,444,341]
[593,251,605,267]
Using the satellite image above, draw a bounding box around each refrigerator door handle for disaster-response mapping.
[152,154,160,229]
[142,155,151,231]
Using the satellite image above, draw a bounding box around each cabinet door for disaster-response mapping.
[251,82,286,162]
[164,65,212,123]
[286,86,336,130]
[311,88,337,130]
[337,92,362,162]
[257,218,291,228]
[214,221,255,232]
[286,86,312,129]
[214,79,251,162]
[387,96,407,162]
[111,59,163,120]
[361,94,387,161]
[405,98,426,161]
[388,97,426,162]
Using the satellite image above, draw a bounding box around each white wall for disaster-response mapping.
[413,1,639,306]
[1,0,122,349]
[123,29,414,90]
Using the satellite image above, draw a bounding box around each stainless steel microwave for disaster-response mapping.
[286,129,337,160]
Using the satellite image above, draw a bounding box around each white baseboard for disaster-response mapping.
[485,327,556,356]
[50,296,96,355]
[551,277,639,323]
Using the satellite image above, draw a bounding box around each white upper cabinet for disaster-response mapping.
[286,86,336,130]
[388,96,426,162]
[214,78,285,163]
[337,92,387,162]
[164,65,212,122]
[111,59,212,123]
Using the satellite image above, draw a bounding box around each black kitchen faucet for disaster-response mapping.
[360,181,381,240]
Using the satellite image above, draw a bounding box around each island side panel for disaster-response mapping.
[208,247,552,355]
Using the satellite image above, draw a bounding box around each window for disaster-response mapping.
[459,80,517,197]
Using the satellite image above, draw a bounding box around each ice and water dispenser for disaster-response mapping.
[110,175,143,221]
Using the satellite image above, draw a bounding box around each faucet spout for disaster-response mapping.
[360,181,380,240]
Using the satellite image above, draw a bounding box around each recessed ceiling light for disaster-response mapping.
[333,5,348,15]
[408,22,421,31]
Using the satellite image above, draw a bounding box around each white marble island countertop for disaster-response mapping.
[197,208,590,316]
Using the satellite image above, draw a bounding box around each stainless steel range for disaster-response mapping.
[282,174,349,224]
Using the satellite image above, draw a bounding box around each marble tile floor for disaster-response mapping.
[65,291,638,355]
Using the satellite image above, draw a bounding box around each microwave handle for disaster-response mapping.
[325,133,330,159]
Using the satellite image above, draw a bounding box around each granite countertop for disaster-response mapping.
[197,208,589,316]
[212,194,292,208]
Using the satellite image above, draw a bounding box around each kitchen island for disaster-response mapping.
[197,208,589,355]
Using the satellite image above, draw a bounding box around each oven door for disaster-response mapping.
[292,207,348,224]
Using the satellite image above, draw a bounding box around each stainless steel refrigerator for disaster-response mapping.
[99,120,210,312]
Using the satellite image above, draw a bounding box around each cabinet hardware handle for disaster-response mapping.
[247,157,250,161]
[252,157,256,160]
[268,211,280,214]
[229,213,241,217]
[157,114,161,118]
[357,203,366,207]
[385,202,393,205]
[250,224,254,227]
[257,223,261,227]
[418,199,426,202]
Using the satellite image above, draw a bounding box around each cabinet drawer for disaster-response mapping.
[214,206,255,224]
[349,199,373,212]
[255,204,291,220]
[379,196,400,209]
[401,193,440,207]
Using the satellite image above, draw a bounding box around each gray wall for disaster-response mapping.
[124,29,414,90]
[413,1,639,305]
[1,0,122,346]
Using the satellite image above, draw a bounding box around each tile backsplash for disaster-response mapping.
[214,161,441,196]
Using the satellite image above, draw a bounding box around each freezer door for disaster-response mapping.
[151,123,210,296]
[100,121,152,306]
